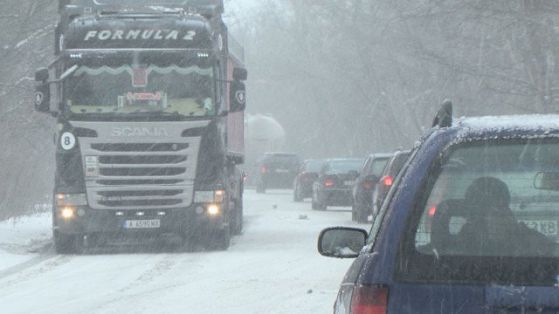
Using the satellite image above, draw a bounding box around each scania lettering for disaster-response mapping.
[35,0,247,253]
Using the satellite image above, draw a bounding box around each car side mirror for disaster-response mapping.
[230,80,246,112]
[233,67,247,81]
[318,227,368,258]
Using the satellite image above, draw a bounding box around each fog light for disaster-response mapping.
[60,207,76,220]
[115,211,124,216]
[207,204,220,216]
[157,211,166,216]
[136,211,145,217]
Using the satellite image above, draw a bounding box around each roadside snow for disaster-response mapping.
[0,212,51,272]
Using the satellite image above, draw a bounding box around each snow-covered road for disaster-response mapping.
[0,190,360,314]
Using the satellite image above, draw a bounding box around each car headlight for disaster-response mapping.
[194,190,225,203]
[56,193,88,206]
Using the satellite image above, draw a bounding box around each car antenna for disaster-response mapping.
[432,99,453,128]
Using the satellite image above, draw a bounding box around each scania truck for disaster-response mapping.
[34,0,247,252]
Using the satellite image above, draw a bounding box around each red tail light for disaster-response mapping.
[351,285,388,314]
[324,178,335,187]
[381,176,393,187]
[260,165,268,174]
[428,206,437,217]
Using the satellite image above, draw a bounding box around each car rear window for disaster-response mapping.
[326,160,364,174]
[304,160,324,172]
[397,139,559,285]
[263,154,300,166]
[370,157,390,176]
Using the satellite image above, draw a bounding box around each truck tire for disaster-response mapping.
[53,231,80,254]
[231,199,243,235]
[208,227,231,251]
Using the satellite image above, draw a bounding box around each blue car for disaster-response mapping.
[318,102,559,313]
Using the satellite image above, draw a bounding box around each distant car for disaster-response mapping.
[351,153,392,223]
[318,103,559,313]
[312,158,364,210]
[293,159,325,202]
[256,153,301,193]
[371,150,411,219]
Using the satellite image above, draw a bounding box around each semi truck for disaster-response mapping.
[34,0,247,252]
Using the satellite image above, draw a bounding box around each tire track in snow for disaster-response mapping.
[0,255,72,290]
[0,241,55,281]
[116,254,178,294]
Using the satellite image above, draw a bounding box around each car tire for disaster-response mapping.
[355,205,369,223]
[313,197,326,211]
[293,184,304,202]
[256,183,266,194]
[53,231,80,254]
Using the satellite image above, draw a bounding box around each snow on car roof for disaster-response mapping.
[457,114,559,131]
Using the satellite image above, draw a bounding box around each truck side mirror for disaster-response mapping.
[233,67,247,81]
[34,83,51,113]
[34,68,51,113]
[230,80,246,113]
[35,68,49,82]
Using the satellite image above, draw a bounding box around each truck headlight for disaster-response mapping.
[194,190,225,203]
[56,193,88,206]
[60,207,76,220]
[207,204,221,216]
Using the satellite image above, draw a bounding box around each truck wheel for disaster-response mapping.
[208,227,231,251]
[53,231,80,254]
[231,200,243,235]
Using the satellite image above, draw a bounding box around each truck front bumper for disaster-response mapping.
[53,205,226,237]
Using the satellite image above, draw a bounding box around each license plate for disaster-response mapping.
[275,169,289,173]
[344,180,355,186]
[124,219,161,229]
[520,220,558,236]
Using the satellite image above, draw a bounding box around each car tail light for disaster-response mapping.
[381,176,393,187]
[428,206,437,217]
[260,165,268,174]
[324,178,335,187]
[351,284,389,314]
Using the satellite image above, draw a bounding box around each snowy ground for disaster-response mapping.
[0,190,363,314]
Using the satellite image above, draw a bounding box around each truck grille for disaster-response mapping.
[80,137,200,211]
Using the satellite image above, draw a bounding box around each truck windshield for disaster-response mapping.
[64,61,216,120]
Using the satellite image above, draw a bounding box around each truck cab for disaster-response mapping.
[34,0,247,253]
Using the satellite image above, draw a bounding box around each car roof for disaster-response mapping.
[456,114,559,131]
[327,158,364,163]
[367,153,393,159]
